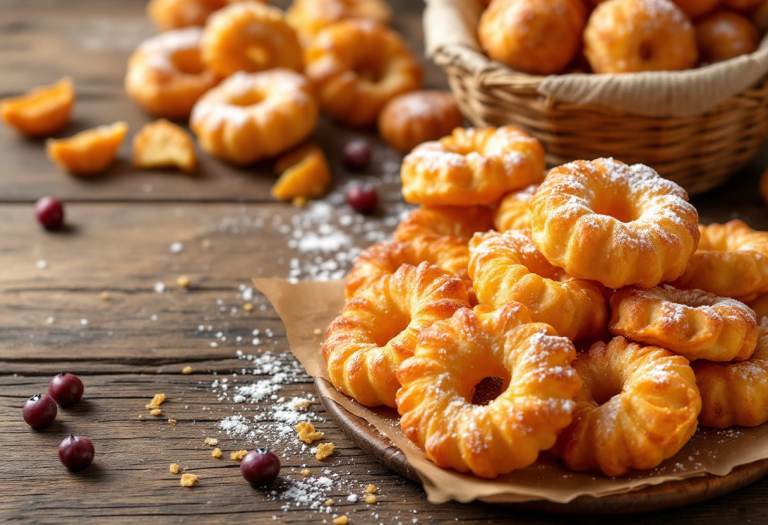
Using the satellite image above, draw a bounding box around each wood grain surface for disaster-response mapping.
[3,0,768,523]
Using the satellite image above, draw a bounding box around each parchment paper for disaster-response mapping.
[423,0,768,119]
[255,278,768,505]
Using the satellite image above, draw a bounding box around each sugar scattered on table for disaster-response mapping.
[170,242,184,253]
[154,282,166,294]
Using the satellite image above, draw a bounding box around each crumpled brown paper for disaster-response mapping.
[254,277,768,505]
[424,0,768,119]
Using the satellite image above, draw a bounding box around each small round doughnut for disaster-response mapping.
[584,0,698,74]
[553,336,701,477]
[323,262,469,407]
[671,0,720,19]
[147,0,258,31]
[201,2,303,78]
[286,0,392,46]
[344,241,473,304]
[190,70,318,165]
[478,0,587,75]
[304,20,423,128]
[609,285,758,362]
[377,90,464,154]
[494,184,538,232]
[695,10,760,64]
[125,28,220,120]
[396,303,581,479]
[530,158,700,289]
[693,323,768,428]
[401,127,545,206]
[723,0,764,12]
[469,230,608,341]
[748,294,768,320]
[671,220,768,298]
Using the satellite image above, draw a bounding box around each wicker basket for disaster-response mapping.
[427,6,768,195]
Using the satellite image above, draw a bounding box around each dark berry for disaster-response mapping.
[35,197,65,230]
[342,139,371,171]
[58,435,95,472]
[49,373,84,407]
[240,448,280,485]
[346,183,378,214]
[23,393,58,429]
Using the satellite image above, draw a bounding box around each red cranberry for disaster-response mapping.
[240,448,280,485]
[49,373,84,407]
[346,183,378,214]
[342,139,371,171]
[23,393,58,429]
[58,435,95,472]
[35,197,65,230]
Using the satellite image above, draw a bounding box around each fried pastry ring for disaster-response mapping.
[494,184,538,232]
[401,127,545,206]
[530,158,700,289]
[396,303,581,479]
[469,230,607,341]
[286,0,392,46]
[393,205,495,245]
[323,262,469,407]
[553,336,701,477]
[609,285,757,362]
[692,323,768,428]
[671,220,768,298]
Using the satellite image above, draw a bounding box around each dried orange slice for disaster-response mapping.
[46,122,128,176]
[132,119,196,173]
[271,143,331,201]
[1,77,75,137]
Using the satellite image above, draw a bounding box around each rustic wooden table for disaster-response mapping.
[2,1,768,523]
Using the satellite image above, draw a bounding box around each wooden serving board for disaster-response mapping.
[315,377,768,515]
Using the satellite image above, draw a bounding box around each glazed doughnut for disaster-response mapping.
[401,127,546,206]
[304,20,423,128]
[201,2,303,78]
[494,184,538,232]
[377,90,464,154]
[584,0,698,74]
[609,285,758,362]
[286,0,392,46]
[469,230,608,341]
[344,241,473,304]
[125,28,220,120]
[323,262,469,407]
[530,158,700,289]
[396,303,581,479]
[693,323,768,428]
[671,0,720,19]
[147,0,258,31]
[695,10,760,64]
[671,220,768,298]
[190,70,318,165]
[553,336,701,476]
[478,0,586,75]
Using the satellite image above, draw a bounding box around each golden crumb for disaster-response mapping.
[150,409,162,417]
[168,419,177,425]
[290,398,310,410]
[365,494,377,504]
[101,291,110,300]
[180,473,197,487]
[169,463,180,474]
[325,498,334,506]
[243,303,254,312]
[182,366,193,375]
[301,468,310,477]
[231,450,248,461]
[201,239,211,250]
[365,484,377,494]
[316,442,334,460]
[292,196,308,207]
[177,275,191,288]
[138,414,145,420]
[313,328,322,335]
[295,421,323,444]
[204,437,218,446]
[212,448,222,459]
[145,393,166,409]
[332,516,349,525]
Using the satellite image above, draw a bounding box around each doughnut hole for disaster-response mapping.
[370,309,410,347]
[171,48,206,75]
[471,376,508,406]
[227,89,266,107]
[246,45,272,69]
[354,55,385,84]
[460,357,511,406]
[589,370,625,406]
[590,188,638,223]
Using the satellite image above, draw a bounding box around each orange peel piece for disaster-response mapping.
[271,143,331,201]
[46,122,128,176]
[1,77,75,137]
[132,119,196,173]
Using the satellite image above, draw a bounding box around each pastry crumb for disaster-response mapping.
[316,442,334,460]
[150,409,162,417]
[182,366,193,375]
[332,516,348,525]
[231,450,248,461]
[301,468,310,477]
[177,275,191,288]
[365,484,377,494]
[201,239,211,250]
[365,494,377,504]
[290,397,310,410]
[243,303,254,312]
[169,463,180,474]
[180,473,197,487]
[325,498,334,506]
[146,393,166,409]
[292,196,308,207]
[138,414,145,420]
[168,419,176,425]
[101,291,110,300]
[313,328,322,335]
[212,448,222,459]
[204,437,218,446]
[295,421,323,444]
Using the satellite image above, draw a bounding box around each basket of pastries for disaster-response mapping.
[424,0,768,194]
